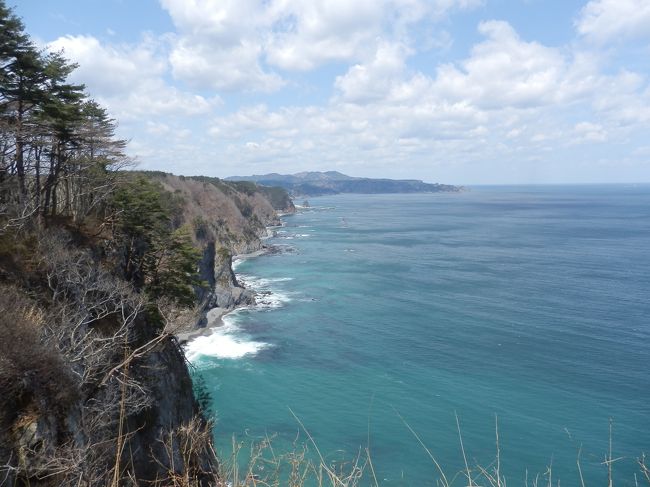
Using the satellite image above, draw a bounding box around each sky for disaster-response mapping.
[11,0,650,184]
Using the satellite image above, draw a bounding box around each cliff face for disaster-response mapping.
[0,234,216,486]
[124,330,215,483]
[145,173,294,327]
[0,172,294,485]
[199,245,255,312]
[151,172,294,255]
[1,329,212,486]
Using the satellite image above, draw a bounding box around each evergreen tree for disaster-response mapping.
[147,226,203,307]
[111,177,202,306]
[0,2,129,227]
[0,14,46,203]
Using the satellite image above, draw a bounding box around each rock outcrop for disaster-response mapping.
[141,172,294,332]
[206,246,255,310]
[0,238,216,486]
[0,172,294,486]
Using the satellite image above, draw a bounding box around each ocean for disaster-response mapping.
[186,185,650,486]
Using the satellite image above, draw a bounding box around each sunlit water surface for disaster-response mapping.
[187,186,650,486]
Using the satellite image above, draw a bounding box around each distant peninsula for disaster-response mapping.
[226,171,462,197]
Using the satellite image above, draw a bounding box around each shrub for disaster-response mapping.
[0,286,78,423]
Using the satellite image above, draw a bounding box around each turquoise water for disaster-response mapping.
[188,186,650,486]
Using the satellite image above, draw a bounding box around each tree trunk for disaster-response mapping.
[34,145,42,226]
[15,97,27,202]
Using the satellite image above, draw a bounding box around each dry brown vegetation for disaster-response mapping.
[0,226,213,486]
[162,402,649,487]
[205,413,650,487]
[149,173,282,254]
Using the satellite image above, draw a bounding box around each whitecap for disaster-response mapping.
[239,275,293,286]
[237,273,295,311]
[185,319,268,361]
[255,290,292,309]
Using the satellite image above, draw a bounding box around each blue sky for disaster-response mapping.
[12,0,650,184]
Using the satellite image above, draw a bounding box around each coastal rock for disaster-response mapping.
[146,171,297,335]
[124,334,215,484]
[0,274,216,486]
[211,247,255,309]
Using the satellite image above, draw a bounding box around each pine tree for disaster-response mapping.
[0,5,47,204]
[1,1,128,227]
[111,177,202,306]
[147,226,203,307]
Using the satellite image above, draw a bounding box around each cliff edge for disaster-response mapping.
[0,171,294,486]
[141,172,295,336]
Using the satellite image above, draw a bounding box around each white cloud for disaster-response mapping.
[432,21,587,109]
[115,79,217,119]
[160,0,284,91]
[158,0,484,91]
[169,37,284,92]
[41,2,650,183]
[335,20,602,111]
[146,121,171,135]
[48,34,165,96]
[265,0,385,70]
[576,0,650,43]
[574,121,607,142]
[159,0,266,41]
[334,41,411,103]
[47,34,220,119]
[200,19,650,181]
[588,70,650,126]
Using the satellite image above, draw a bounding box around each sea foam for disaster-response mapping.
[238,274,294,309]
[186,272,294,361]
[185,316,268,361]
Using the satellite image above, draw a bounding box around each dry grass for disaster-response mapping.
[204,412,650,487]
[215,433,368,487]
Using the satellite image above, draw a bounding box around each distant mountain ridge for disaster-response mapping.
[225,171,462,196]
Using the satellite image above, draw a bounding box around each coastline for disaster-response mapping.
[175,307,229,344]
[175,240,283,346]
[172,190,650,486]
[175,205,295,347]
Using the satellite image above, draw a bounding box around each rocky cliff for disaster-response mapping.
[0,233,215,486]
[140,172,295,333]
[0,171,294,486]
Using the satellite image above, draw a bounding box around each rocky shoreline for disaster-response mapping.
[175,307,229,344]
[174,238,292,346]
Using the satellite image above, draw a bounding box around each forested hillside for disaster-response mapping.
[0,3,292,485]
